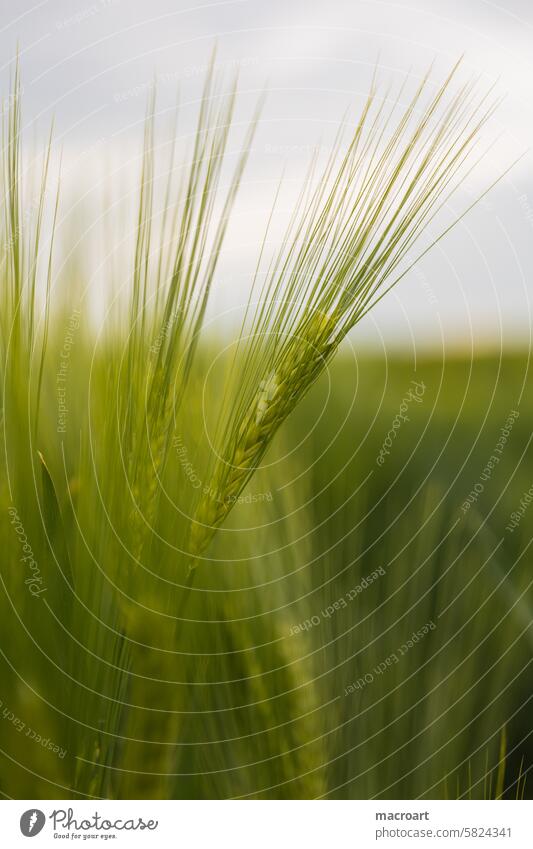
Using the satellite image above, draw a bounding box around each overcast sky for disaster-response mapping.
[1,0,532,349]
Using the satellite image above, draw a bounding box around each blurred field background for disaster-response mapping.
[1,338,531,798]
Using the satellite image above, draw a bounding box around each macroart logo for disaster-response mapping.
[20,809,46,837]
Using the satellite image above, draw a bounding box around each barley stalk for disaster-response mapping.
[189,310,338,557]
[185,61,505,567]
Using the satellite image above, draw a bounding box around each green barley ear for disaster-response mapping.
[189,310,339,557]
[188,60,504,563]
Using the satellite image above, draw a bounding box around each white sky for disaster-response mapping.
[1,0,532,349]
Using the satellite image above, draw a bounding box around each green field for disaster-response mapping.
[1,342,531,798]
